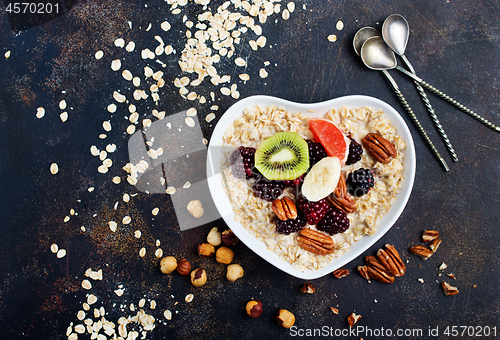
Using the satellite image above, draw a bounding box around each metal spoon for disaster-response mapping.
[382,14,458,162]
[354,29,449,171]
[362,35,500,134]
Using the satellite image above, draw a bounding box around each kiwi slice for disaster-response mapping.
[254,132,310,180]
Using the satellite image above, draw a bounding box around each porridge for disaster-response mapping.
[221,105,405,271]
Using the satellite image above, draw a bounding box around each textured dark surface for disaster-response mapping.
[0,0,499,339]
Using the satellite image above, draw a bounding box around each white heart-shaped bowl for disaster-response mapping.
[206,95,416,279]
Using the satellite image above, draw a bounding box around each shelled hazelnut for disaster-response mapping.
[216,247,234,264]
[176,259,191,276]
[226,264,244,282]
[246,300,263,318]
[190,268,207,287]
[276,309,295,328]
[207,227,222,246]
[221,229,238,246]
[160,256,177,274]
[197,243,215,257]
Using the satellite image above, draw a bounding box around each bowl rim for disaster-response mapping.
[206,95,416,279]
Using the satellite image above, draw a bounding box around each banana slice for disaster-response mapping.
[301,157,341,202]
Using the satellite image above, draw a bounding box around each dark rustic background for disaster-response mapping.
[0,0,499,339]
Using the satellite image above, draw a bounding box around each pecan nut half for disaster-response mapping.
[384,244,406,276]
[332,268,350,279]
[409,245,434,260]
[365,255,395,283]
[422,230,439,242]
[297,229,335,255]
[377,249,400,277]
[327,172,355,214]
[272,197,298,221]
[362,133,397,164]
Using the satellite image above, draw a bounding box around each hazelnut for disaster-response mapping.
[197,243,215,257]
[246,300,263,318]
[190,268,207,287]
[276,309,295,329]
[216,246,234,264]
[207,227,222,246]
[221,229,238,246]
[176,259,191,276]
[301,283,315,294]
[160,256,177,274]
[226,264,244,282]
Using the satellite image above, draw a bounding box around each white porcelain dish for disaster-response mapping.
[206,95,416,279]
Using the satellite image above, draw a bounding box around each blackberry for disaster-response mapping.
[296,196,331,225]
[230,146,258,179]
[346,168,375,197]
[345,137,363,165]
[306,140,328,168]
[317,208,350,235]
[276,212,307,235]
[252,177,285,201]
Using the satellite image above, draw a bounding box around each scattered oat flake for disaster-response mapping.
[139,247,146,257]
[114,289,124,296]
[127,125,136,134]
[185,117,195,127]
[183,181,191,189]
[107,103,117,113]
[185,294,194,303]
[287,2,295,12]
[59,100,67,110]
[112,176,121,184]
[418,278,424,283]
[36,107,45,118]
[235,57,246,66]
[164,310,172,320]
[113,91,126,103]
[239,74,250,81]
[88,187,94,192]
[205,113,216,123]
[336,20,344,31]
[50,163,59,175]
[123,216,132,224]
[56,249,66,258]
[152,207,159,216]
[327,34,337,42]
[134,230,142,238]
[82,280,92,290]
[259,68,268,78]
[150,300,157,310]
[155,248,163,258]
[186,108,197,116]
[114,38,125,48]
[50,243,58,253]
[123,193,130,202]
[87,294,97,305]
[95,51,104,59]
[64,216,70,223]
[60,111,68,122]
[125,41,135,52]
[166,186,176,195]
[111,59,121,71]
[106,144,117,153]
[220,87,231,96]
[282,9,290,20]
[102,121,112,132]
[5,51,11,58]
[139,298,146,308]
[122,70,133,81]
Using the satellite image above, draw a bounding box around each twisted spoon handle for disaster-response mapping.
[400,56,458,162]
[393,88,449,171]
[418,80,500,133]
[395,66,500,133]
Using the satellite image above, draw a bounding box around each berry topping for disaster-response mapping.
[230,146,258,179]
[283,175,304,188]
[346,168,375,197]
[276,212,307,235]
[252,177,285,201]
[317,208,350,235]
[306,140,328,168]
[296,196,332,225]
[345,137,363,165]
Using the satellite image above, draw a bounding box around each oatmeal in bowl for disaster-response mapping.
[207,95,415,279]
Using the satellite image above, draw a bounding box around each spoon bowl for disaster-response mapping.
[382,14,409,55]
[360,36,397,70]
[353,27,380,56]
